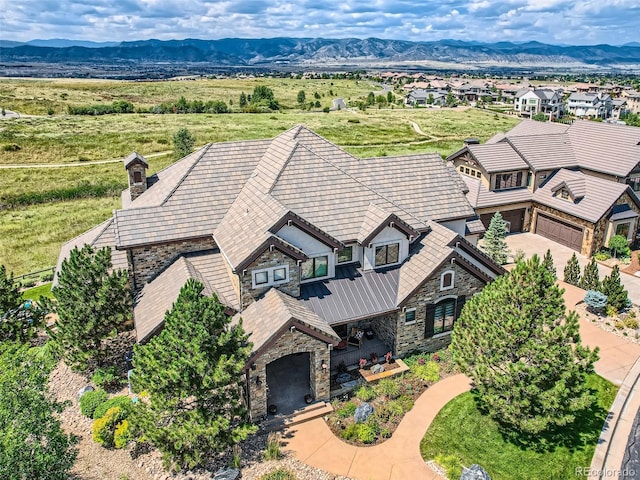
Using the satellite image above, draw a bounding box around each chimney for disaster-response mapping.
[124,152,149,202]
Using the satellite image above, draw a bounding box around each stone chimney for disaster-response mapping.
[124,151,148,202]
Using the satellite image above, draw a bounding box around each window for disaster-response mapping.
[433,300,456,334]
[251,265,289,288]
[374,243,399,267]
[527,172,533,187]
[337,246,353,264]
[476,171,482,178]
[133,171,142,184]
[495,173,521,190]
[628,178,640,192]
[616,222,631,238]
[560,188,570,200]
[464,167,470,174]
[405,308,416,325]
[301,256,328,280]
[440,271,454,290]
[254,271,268,285]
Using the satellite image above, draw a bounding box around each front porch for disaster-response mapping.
[330,335,392,372]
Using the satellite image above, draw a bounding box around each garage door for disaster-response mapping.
[535,213,583,251]
[480,208,525,233]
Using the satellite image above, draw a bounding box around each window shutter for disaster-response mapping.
[425,303,435,338]
[455,295,467,320]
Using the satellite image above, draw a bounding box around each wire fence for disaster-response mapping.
[14,267,55,287]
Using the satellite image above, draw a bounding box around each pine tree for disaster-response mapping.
[131,279,255,470]
[579,258,601,291]
[543,248,556,278]
[451,255,598,436]
[601,265,628,311]
[42,245,131,371]
[481,212,509,265]
[563,252,581,286]
[239,92,247,108]
[0,265,45,343]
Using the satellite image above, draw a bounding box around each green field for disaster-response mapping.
[0,78,520,276]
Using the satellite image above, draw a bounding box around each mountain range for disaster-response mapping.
[2,37,640,71]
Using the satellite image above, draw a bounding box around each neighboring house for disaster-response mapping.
[611,98,628,121]
[447,119,640,256]
[56,126,501,420]
[566,92,612,119]
[623,91,640,115]
[405,89,447,107]
[514,88,564,118]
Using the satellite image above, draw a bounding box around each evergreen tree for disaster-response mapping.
[0,265,20,315]
[579,258,601,291]
[451,255,598,436]
[481,212,509,265]
[239,92,247,108]
[172,128,195,160]
[131,279,255,470]
[0,343,77,479]
[601,265,628,311]
[297,90,306,105]
[543,248,556,278]
[563,252,581,286]
[42,245,131,371]
[1,265,46,343]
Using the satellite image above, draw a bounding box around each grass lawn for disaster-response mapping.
[420,374,618,480]
[21,282,53,300]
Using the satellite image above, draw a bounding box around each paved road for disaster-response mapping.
[331,98,346,111]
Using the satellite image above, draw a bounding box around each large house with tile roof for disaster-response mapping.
[447,119,640,257]
[56,126,503,419]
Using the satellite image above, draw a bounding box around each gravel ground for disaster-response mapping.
[49,359,351,480]
[577,303,640,344]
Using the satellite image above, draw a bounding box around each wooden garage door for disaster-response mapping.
[480,208,525,233]
[535,213,583,251]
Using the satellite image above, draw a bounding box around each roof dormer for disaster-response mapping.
[551,178,585,203]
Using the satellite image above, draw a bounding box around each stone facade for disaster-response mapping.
[247,329,330,420]
[129,237,216,291]
[126,163,147,201]
[394,261,486,356]
[240,250,300,310]
[369,314,397,351]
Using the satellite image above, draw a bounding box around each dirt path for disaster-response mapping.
[409,120,428,136]
[0,149,181,169]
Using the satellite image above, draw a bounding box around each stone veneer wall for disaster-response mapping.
[395,261,485,356]
[240,250,300,310]
[247,329,330,420]
[369,314,398,352]
[129,237,216,291]
[127,164,147,201]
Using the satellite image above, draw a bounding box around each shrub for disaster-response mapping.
[594,250,611,261]
[514,249,526,263]
[375,379,401,399]
[607,306,619,318]
[358,422,377,444]
[624,317,639,329]
[347,118,360,123]
[584,290,608,313]
[260,469,297,480]
[356,385,376,402]
[609,235,631,258]
[615,320,625,330]
[630,310,637,318]
[263,432,281,460]
[40,272,54,282]
[341,423,359,440]
[92,407,127,447]
[413,360,440,383]
[113,419,132,449]
[93,395,133,419]
[229,444,241,469]
[380,427,392,439]
[2,143,21,152]
[79,389,108,417]
[435,454,463,480]
[337,401,357,418]
[91,365,123,390]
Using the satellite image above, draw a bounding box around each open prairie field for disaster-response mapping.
[0,78,520,276]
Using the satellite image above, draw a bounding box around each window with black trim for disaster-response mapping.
[252,265,289,288]
[425,296,466,338]
[405,308,416,325]
[375,243,399,267]
[440,271,454,290]
[337,246,353,264]
[133,171,142,184]
[254,271,268,285]
[301,256,328,280]
[273,267,287,282]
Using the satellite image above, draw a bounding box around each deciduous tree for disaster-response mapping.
[173,128,195,160]
[481,212,509,265]
[43,245,131,371]
[297,90,306,105]
[451,255,598,435]
[131,279,255,470]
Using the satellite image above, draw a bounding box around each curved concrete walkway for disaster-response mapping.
[282,374,472,480]
[284,281,640,480]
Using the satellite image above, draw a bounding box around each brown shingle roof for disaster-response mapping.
[533,169,634,223]
[232,288,340,357]
[461,175,532,209]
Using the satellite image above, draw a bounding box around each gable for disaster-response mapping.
[276,224,334,256]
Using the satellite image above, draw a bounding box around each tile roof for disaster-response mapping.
[504,119,570,137]
[232,288,340,356]
[53,218,128,286]
[609,204,639,221]
[123,151,148,169]
[463,143,529,173]
[533,169,632,223]
[182,250,240,311]
[465,217,486,235]
[505,134,576,171]
[461,175,532,209]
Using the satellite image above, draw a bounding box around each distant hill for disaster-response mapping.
[2,37,640,70]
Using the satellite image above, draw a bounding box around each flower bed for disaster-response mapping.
[325,349,459,446]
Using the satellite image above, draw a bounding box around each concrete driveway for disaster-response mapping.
[504,232,640,305]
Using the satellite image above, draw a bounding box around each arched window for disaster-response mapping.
[440,270,455,290]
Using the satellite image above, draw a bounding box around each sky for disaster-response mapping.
[2,0,640,46]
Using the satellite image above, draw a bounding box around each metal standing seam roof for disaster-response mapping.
[232,288,340,356]
[465,143,529,173]
[533,169,632,223]
[461,175,533,209]
[53,218,128,286]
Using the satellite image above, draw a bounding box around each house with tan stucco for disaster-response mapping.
[447,119,640,257]
[56,126,503,420]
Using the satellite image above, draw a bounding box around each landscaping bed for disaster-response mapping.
[576,302,640,343]
[326,349,459,446]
